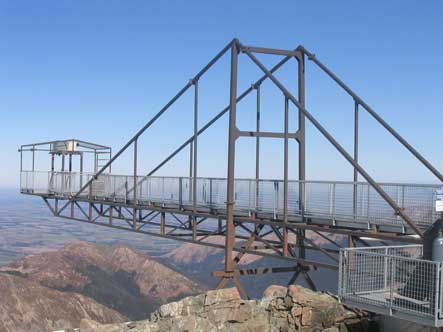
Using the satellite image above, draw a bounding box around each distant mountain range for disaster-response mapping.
[0,242,202,332]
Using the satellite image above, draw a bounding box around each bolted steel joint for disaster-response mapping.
[251,82,261,90]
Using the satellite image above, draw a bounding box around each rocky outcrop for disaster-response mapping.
[76,285,371,332]
[0,242,206,332]
[0,273,125,332]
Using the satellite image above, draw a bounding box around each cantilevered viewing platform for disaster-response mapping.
[20,170,440,236]
[19,40,443,325]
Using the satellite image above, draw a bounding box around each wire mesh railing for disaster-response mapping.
[20,171,441,228]
[339,245,443,326]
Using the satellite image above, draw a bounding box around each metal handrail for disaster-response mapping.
[21,170,440,228]
[29,171,443,188]
[339,246,442,326]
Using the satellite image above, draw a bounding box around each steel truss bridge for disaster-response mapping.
[19,39,443,298]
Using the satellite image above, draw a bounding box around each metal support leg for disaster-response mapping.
[217,40,241,292]
[255,84,261,216]
[297,51,306,218]
[283,97,289,256]
[160,212,165,235]
[192,79,198,240]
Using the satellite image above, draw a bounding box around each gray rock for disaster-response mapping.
[76,285,371,332]
[204,287,241,306]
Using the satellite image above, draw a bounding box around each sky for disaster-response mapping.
[1,0,443,188]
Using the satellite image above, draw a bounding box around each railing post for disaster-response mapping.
[396,185,401,223]
[189,142,193,204]
[332,182,336,221]
[209,178,213,208]
[80,153,83,188]
[274,181,278,219]
[125,179,128,203]
[20,147,23,173]
[248,180,251,215]
[61,172,65,196]
[32,145,35,172]
[162,177,165,204]
[389,257,395,314]
[367,184,370,218]
[179,177,183,208]
[88,183,93,222]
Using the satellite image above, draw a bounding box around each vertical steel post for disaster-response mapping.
[192,79,198,240]
[283,97,289,256]
[20,148,23,172]
[297,51,306,263]
[88,185,93,222]
[224,41,239,275]
[94,150,97,173]
[188,141,193,227]
[353,101,359,217]
[133,139,138,229]
[189,142,193,192]
[69,154,73,203]
[255,84,261,215]
[61,154,65,195]
[80,153,83,188]
[298,52,306,215]
[50,153,55,190]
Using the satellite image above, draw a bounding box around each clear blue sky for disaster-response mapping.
[1,0,443,188]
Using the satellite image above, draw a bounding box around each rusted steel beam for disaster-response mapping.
[212,266,299,277]
[224,40,239,274]
[242,46,424,238]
